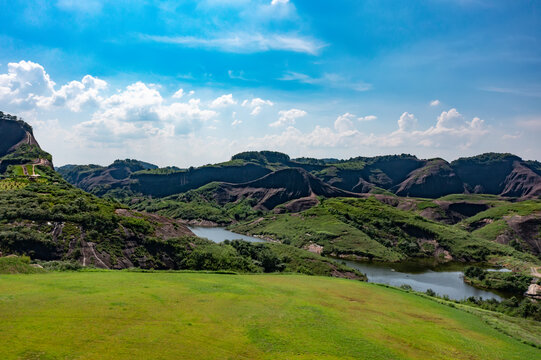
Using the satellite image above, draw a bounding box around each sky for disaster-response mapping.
[0,0,540,167]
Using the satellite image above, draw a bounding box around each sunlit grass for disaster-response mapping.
[0,272,539,360]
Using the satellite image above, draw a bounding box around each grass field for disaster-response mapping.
[0,272,539,360]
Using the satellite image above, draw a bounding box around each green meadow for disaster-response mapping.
[0,272,539,360]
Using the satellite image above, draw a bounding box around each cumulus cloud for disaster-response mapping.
[398,112,417,132]
[75,82,217,141]
[242,97,274,115]
[430,99,441,106]
[334,113,356,133]
[0,60,107,112]
[270,108,306,127]
[436,108,462,129]
[249,108,488,153]
[271,0,289,5]
[210,94,237,108]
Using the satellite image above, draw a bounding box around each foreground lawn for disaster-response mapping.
[0,272,539,360]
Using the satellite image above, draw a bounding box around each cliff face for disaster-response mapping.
[0,113,53,173]
[451,153,521,194]
[214,168,359,210]
[450,154,541,198]
[0,116,40,157]
[132,163,272,197]
[500,162,541,198]
[394,159,464,198]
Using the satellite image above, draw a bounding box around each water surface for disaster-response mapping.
[189,226,506,301]
[188,226,264,243]
[343,260,505,301]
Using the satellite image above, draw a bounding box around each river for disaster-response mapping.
[188,226,506,301]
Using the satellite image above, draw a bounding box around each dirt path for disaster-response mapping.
[531,267,541,278]
[20,165,28,176]
[82,241,87,267]
[89,243,109,269]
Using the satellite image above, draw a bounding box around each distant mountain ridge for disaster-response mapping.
[58,150,541,200]
[213,168,360,211]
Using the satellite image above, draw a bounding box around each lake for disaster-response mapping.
[188,226,506,301]
[342,260,506,301]
[188,226,265,243]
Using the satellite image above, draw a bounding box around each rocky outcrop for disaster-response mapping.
[500,161,541,198]
[451,153,521,194]
[133,163,272,197]
[213,168,359,210]
[0,113,40,157]
[394,159,464,198]
[505,213,541,256]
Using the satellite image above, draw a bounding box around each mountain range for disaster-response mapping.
[1,113,540,275]
[57,150,541,202]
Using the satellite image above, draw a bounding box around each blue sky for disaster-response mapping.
[0,0,540,166]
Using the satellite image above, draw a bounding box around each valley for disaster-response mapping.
[1,113,540,358]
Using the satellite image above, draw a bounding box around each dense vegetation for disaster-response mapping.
[463,266,534,294]
[231,197,535,264]
[0,176,360,278]
[133,182,261,224]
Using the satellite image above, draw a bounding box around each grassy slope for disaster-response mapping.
[458,200,541,239]
[232,197,533,263]
[0,272,539,360]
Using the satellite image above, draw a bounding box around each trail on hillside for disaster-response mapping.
[21,165,28,176]
[89,243,109,269]
[531,267,541,278]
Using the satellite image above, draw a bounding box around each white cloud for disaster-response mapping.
[334,113,356,133]
[141,33,325,55]
[430,99,441,106]
[76,82,218,141]
[398,112,417,131]
[270,108,306,127]
[0,60,56,109]
[210,94,237,108]
[232,119,242,126]
[242,97,274,116]
[358,115,377,122]
[248,108,488,154]
[172,88,184,99]
[436,108,462,128]
[0,60,107,112]
[271,0,289,5]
